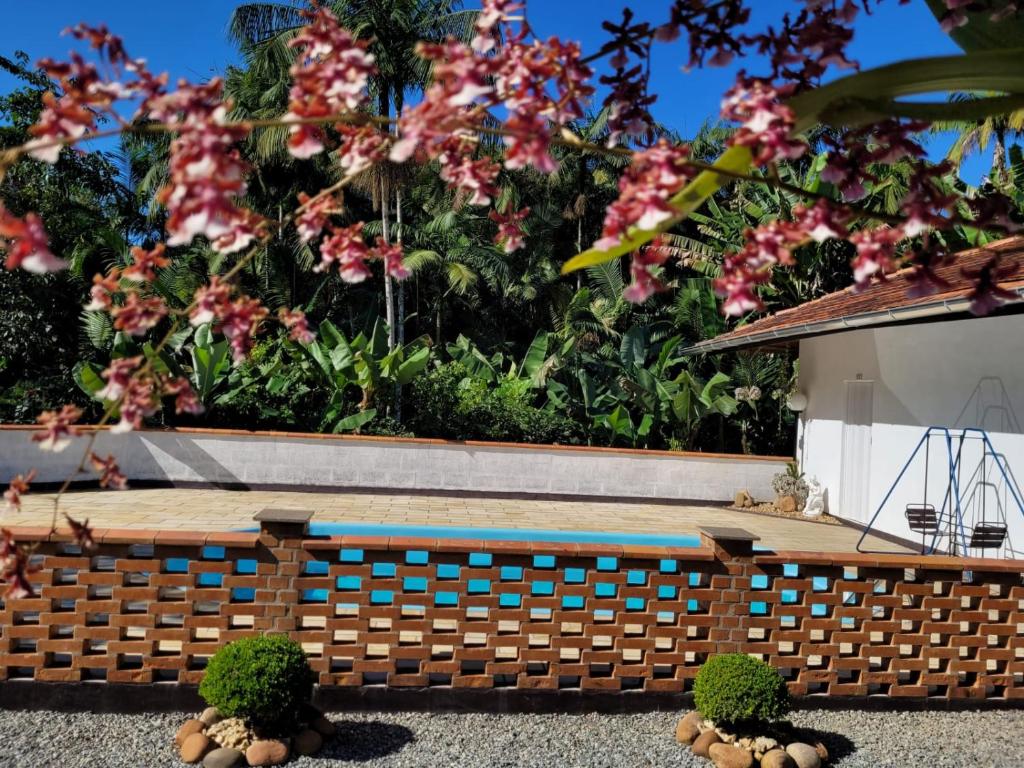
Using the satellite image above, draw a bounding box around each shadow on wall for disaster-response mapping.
[140,433,248,489]
[954,377,1023,434]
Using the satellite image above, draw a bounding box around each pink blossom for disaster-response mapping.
[162,376,205,415]
[336,123,388,175]
[850,227,905,286]
[33,405,82,452]
[4,470,36,513]
[503,112,557,174]
[0,206,66,273]
[190,276,233,327]
[794,200,849,243]
[63,512,97,548]
[111,376,158,433]
[150,80,264,254]
[285,7,375,158]
[963,255,1020,316]
[89,453,127,490]
[295,192,338,245]
[317,222,371,282]
[85,268,122,311]
[624,238,672,303]
[214,295,269,364]
[722,78,805,166]
[122,243,170,283]
[279,308,316,344]
[1,529,36,599]
[490,207,530,253]
[371,237,410,281]
[437,140,501,206]
[111,291,168,336]
[596,139,695,251]
[96,356,143,402]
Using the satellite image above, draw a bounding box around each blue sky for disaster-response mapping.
[0,1,988,181]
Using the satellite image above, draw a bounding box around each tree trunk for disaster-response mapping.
[994,128,1008,183]
[393,187,405,423]
[381,175,396,354]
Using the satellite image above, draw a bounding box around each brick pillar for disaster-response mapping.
[700,526,759,656]
[255,508,313,634]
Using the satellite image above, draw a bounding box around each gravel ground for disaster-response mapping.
[0,707,1019,768]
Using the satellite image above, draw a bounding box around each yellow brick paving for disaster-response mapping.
[7,488,906,552]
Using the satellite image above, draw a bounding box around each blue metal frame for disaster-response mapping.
[856,427,1024,555]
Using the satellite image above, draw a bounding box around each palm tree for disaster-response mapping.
[934,92,1024,182]
[228,1,477,351]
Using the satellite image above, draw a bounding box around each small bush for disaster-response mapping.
[199,634,314,734]
[693,654,790,724]
[771,462,809,508]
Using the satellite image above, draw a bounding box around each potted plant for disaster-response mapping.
[771,462,809,513]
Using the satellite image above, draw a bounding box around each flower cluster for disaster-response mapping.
[189,279,270,363]
[596,140,696,251]
[0,205,65,273]
[90,453,127,490]
[150,80,264,254]
[624,237,673,303]
[32,405,82,452]
[314,222,410,283]
[490,207,530,253]
[3,470,35,513]
[1,530,35,599]
[285,6,376,159]
[721,79,805,166]
[278,308,316,344]
[714,201,850,315]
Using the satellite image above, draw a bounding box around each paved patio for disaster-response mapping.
[10,488,904,552]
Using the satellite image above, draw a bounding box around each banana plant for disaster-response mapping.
[299,318,432,433]
[445,330,567,388]
[189,324,230,404]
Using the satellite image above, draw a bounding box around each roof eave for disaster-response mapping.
[682,287,1024,356]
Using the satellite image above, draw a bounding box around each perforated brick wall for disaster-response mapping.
[2,517,1022,699]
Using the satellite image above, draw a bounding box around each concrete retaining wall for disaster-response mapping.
[0,426,787,502]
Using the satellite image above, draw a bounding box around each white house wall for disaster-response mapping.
[799,314,1024,555]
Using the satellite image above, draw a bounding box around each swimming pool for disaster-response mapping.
[297,521,704,548]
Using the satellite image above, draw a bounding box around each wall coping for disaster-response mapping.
[11,521,1024,571]
[0,423,791,463]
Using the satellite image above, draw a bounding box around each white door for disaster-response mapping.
[839,379,874,524]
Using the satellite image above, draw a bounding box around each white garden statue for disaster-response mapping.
[804,478,825,518]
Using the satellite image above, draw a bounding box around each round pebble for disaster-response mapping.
[200,707,224,727]
[203,747,245,768]
[175,719,205,748]
[180,733,211,764]
[294,728,323,756]
[0,707,1022,767]
[245,739,289,766]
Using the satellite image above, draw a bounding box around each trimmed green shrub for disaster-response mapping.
[199,634,314,734]
[693,653,790,724]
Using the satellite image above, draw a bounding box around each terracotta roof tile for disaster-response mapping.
[688,236,1024,353]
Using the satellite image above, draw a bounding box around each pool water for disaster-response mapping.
[302,521,704,548]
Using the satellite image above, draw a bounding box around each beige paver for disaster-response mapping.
[8,488,905,553]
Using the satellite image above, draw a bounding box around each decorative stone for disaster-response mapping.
[786,742,822,768]
[814,742,829,763]
[311,714,336,738]
[207,718,254,752]
[675,715,701,745]
[203,748,245,768]
[734,490,754,507]
[245,739,289,767]
[692,730,723,758]
[777,494,797,513]
[176,720,206,748]
[180,733,212,764]
[200,707,224,727]
[754,736,779,754]
[709,742,755,768]
[761,749,796,768]
[294,728,323,756]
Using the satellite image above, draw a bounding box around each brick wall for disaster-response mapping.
[2,513,1023,700]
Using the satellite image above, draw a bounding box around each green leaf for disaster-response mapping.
[73,361,106,399]
[333,408,377,433]
[190,335,230,402]
[561,145,754,273]
[620,326,647,368]
[395,346,430,385]
[519,331,549,380]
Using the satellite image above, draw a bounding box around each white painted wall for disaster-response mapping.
[0,428,785,503]
[798,314,1024,555]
